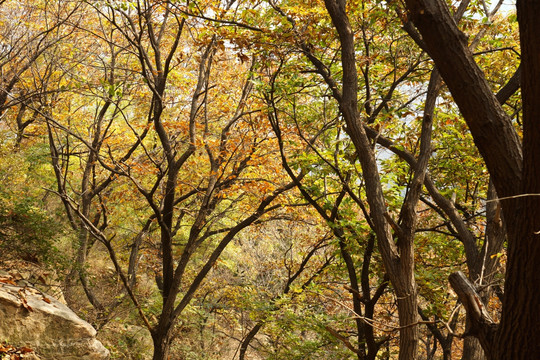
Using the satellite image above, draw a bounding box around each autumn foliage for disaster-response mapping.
[0,0,534,359]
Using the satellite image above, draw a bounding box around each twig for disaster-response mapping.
[312,291,436,333]
[485,193,540,202]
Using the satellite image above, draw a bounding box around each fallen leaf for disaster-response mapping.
[19,347,33,354]
[0,344,14,352]
[0,277,16,286]
[17,289,33,312]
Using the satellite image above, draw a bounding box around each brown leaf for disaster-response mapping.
[0,277,17,285]
[41,296,51,304]
[238,53,249,63]
[17,289,33,312]
[19,347,33,354]
[0,344,14,352]
[9,272,22,281]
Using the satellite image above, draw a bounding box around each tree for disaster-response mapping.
[398,0,539,359]
[0,0,79,144]
[45,1,298,359]
[243,0,515,358]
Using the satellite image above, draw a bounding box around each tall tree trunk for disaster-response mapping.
[392,249,419,358]
[494,212,540,359]
[403,0,540,358]
[322,1,422,358]
[495,1,540,357]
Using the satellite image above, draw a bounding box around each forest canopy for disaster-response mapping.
[1,0,537,359]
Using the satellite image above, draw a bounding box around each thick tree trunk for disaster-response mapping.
[494,215,540,359]
[151,340,169,360]
[403,0,540,358]
[497,2,540,357]
[462,337,485,360]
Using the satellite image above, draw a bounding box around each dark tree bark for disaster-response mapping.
[239,323,263,360]
[321,1,429,358]
[495,1,540,358]
[403,0,540,358]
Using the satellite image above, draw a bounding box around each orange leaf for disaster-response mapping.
[19,347,33,354]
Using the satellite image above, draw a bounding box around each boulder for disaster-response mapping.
[0,282,109,360]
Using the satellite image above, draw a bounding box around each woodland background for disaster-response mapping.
[0,0,533,359]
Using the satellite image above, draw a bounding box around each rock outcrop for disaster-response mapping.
[0,282,109,360]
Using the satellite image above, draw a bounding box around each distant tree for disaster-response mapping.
[0,0,79,143]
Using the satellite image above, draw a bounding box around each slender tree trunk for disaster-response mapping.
[322,1,421,357]
[239,322,263,360]
[337,233,367,359]
[392,253,419,359]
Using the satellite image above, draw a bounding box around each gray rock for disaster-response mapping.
[0,283,109,360]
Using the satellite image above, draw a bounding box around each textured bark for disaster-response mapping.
[462,338,485,360]
[151,325,172,360]
[493,2,540,358]
[403,0,540,358]
[404,0,522,202]
[322,1,420,358]
[449,272,497,357]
